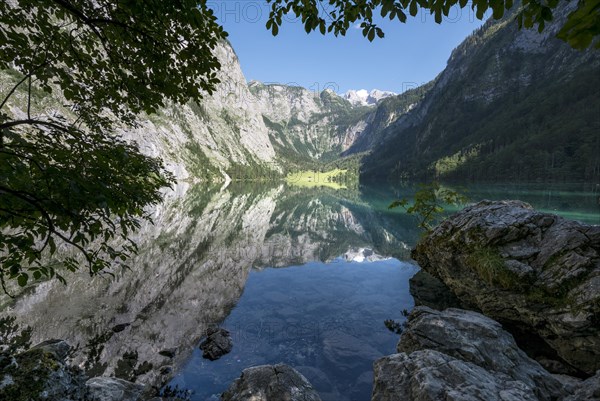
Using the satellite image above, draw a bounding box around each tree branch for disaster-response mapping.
[0,184,95,274]
[0,118,75,133]
[0,73,30,111]
[27,76,32,119]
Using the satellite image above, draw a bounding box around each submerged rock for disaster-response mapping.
[199,327,233,361]
[30,339,71,360]
[222,363,321,401]
[412,200,600,374]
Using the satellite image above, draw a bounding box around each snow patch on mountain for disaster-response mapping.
[344,89,397,106]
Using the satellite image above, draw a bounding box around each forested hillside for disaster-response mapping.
[359,3,600,183]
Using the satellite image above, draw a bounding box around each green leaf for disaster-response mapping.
[368,28,376,41]
[17,274,28,287]
[410,1,418,16]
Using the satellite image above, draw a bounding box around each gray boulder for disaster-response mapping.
[372,350,540,401]
[412,200,600,374]
[85,377,144,401]
[200,327,233,361]
[397,307,567,400]
[222,364,321,401]
[30,339,71,360]
[563,370,600,401]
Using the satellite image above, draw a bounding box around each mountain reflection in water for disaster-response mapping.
[2,181,597,400]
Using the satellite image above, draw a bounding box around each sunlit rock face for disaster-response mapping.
[248,82,371,159]
[2,184,416,387]
[120,41,278,183]
[359,2,600,182]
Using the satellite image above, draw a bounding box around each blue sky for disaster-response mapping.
[208,1,488,94]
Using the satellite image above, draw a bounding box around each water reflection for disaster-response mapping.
[1,182,418,387]
[1,181,597,398]
[170,259,418,401]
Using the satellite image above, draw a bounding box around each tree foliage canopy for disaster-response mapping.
[0,0,227,291]
[266,0,600,49]
[389,182,468,231]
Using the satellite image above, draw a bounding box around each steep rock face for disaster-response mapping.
[372,307,571,401]
[249,82,370,162]
[342,82,433,155]
[122,42,277,182]
[412,200,600,374]
[361,2,600,182]
[0,41,279,184]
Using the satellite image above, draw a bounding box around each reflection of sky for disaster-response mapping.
[167,259,419,401]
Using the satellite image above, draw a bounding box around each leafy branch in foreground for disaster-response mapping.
[0,116,173,291]
[389,182,467,231]
[266,0,600,49]
[0,0,227,291]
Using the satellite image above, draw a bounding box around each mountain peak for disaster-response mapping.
[343,89,397,106]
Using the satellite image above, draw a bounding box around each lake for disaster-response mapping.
[2,181,598,400]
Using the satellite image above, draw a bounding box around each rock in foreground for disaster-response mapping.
[222,364,322,401]
[396,307,567,400]
[373,350,542,401]
[0,340,87,401]
[412,200,600,374]
[86,377,144,401]
[0,339,145,401]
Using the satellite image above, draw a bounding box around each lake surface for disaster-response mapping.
[2,181,598,400]
[169,259,418,401]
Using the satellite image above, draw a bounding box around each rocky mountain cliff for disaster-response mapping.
[5,3,597,186]
[358,3,600,183]
[248,82,372,166]
[1,40,375,184]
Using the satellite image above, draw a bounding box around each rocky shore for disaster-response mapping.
[413,200,599,375]
[2,200,598,400]
[0,339,145,401]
